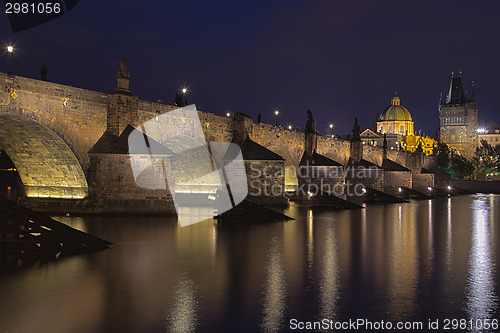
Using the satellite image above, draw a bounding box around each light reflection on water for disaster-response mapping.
[466,197,498,323]
[166,276,199,333]
[261,236,285,333]
[387,203,418,321]
[305,209,314,289]
[0,195,498,333]
[447,197,453,270]
[318,222,339,321]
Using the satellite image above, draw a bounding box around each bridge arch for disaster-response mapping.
[0,105,89,173]
[265,145,299,192]
[0,114,88,199]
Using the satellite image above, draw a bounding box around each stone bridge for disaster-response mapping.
[0,70,434,204]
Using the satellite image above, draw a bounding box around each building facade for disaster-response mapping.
[376,93,414,135]
[368,93,434,155]
[439,74,478,158]
[478,124,500,147]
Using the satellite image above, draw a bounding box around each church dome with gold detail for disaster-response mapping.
[378,94,412,121]
[376,93,414,135]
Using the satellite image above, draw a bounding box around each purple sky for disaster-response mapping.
[2,0,499,136]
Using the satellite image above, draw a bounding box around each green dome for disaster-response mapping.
[378,95,413,121]
[378,105,412,121]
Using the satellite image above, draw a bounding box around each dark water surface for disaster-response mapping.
[0,194,499,333]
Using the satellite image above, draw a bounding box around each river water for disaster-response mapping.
[0,194,499,333]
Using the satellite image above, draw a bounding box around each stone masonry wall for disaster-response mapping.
[297,166,345,196]
[0,113,88,199]
[88,154,175,213]
[412,174,434,193]
[383,171,412,196]
[345,167,385,192]
[0,73,108,172]
[245,159,288,205]
[1,73,434,177]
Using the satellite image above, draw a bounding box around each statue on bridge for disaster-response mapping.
[174,90,188,107]
[352,117,361,140]
[307,109,314,122]
[305,109,316,132]
[40,64,48,81]
[115,58,131,95]
[117,58,130,79]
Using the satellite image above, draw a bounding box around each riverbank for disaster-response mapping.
[450,180,500,194]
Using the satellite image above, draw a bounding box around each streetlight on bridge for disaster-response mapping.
[328,123,334,138]
[274,109,279,126]
[175,87,188,107]
[7,45,14,75]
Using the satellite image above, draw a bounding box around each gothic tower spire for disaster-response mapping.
[439,71,478,158]
[469,80,477,103]
[446,70,466,104]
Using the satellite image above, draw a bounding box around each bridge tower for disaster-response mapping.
[439,72,478,158]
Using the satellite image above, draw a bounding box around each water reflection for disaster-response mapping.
[387,204,418,321]
[166,276,199,333]
[0,256,104,333]
[0,195,499,333]
[425,200,434,279]
[306,209,314,283]
[446,197,453,269]
[53,216,89,233]
[360,208,367,272]
[319,225,339,320]
[466,198,497,322]
[261,236,286,333]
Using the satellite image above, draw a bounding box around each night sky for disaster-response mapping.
[1,0,499,136]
